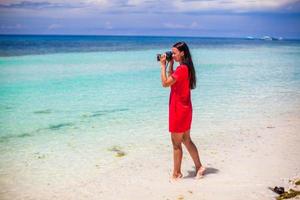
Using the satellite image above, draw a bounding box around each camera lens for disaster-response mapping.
[157,54,161,61]
[165,51,173,61]
[156,51,172,62]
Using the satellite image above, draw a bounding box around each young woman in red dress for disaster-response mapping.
[160,42,205,180]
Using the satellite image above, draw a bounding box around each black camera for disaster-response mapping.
[157,51,173,62]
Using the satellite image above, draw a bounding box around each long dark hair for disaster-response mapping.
[173,41,196,89]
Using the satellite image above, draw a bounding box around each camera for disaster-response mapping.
[157,51,173,62]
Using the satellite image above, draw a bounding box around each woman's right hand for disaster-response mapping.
[169,58,174,67]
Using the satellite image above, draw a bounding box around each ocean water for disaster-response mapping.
[0,35,300,197]
[1,36,300,140]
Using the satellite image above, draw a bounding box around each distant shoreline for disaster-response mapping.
[0,34,300,41]
[1,35,299,57]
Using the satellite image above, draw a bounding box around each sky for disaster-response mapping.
[0,0,300,38]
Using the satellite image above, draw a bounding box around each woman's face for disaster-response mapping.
[172,47,184,63]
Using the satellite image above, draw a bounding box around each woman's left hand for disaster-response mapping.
[160,54,167,67]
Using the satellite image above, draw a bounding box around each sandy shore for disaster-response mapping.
[1,111,300,200]
[93,114,300,200]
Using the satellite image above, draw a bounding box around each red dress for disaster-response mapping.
[169,64,192,133]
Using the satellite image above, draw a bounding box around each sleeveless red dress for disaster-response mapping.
[169,64,192,133]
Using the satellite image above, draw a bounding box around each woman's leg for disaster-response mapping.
[182,130,205,178]
[171,132,184,179]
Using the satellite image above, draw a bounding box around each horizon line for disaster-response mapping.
[1,33,300,40]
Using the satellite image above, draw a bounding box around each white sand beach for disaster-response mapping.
[1,109,299,200]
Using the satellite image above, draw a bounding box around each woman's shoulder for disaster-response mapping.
[179,63,188,67]
[178,64,189,74]
[174,64,188,80]
[177,64,188,70]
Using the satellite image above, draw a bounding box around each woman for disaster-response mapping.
[160,41,205,180]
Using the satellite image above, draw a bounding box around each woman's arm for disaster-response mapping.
[160,55,176,88]
[167,60,174,77]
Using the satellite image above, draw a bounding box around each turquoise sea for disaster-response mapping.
[0,35,300,197]
[1,36,300,141]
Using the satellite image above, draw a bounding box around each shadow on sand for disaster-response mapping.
[184,167,219,179]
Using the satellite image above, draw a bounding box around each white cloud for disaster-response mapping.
[1,24,23,29]
[0,0,107,4]
[0,0,298,16]
[164,23,186,29]
[190,21,199,28]
[105,21,113,29]
[48,24,62,29]
[84,0,109,7]
[163,21,200,29]
[127,0,143,6]
[0,0,109,9]
[172,0,300,12]
[56,0,300,12]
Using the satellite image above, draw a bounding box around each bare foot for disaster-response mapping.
[170,173,183,182]
[195,166,206,179]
